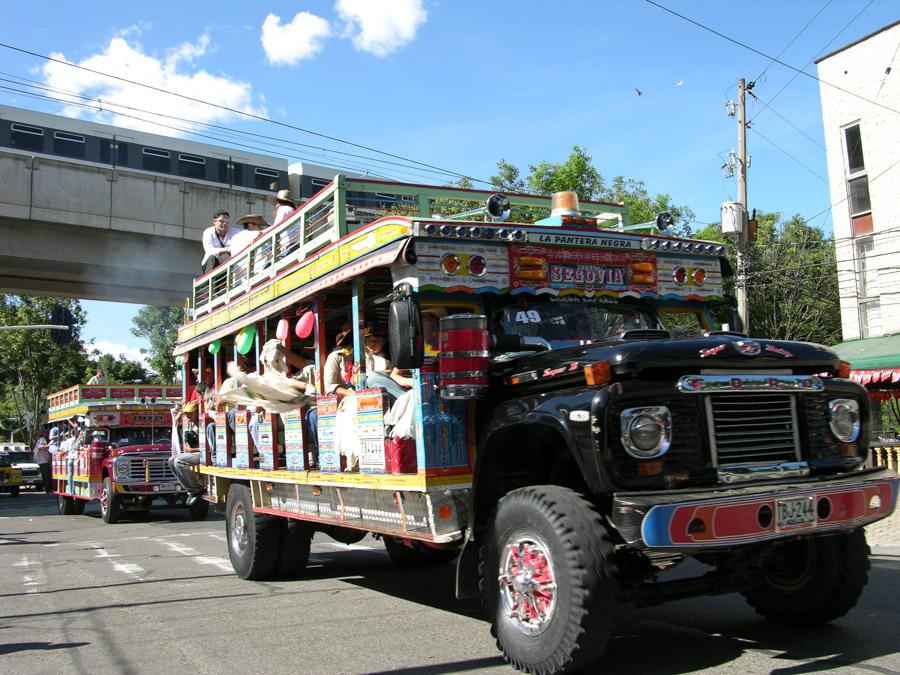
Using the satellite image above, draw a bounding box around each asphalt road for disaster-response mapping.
[2,490,900,675]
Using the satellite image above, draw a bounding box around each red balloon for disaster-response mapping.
[276,318,290,341]
[295,311,315,339]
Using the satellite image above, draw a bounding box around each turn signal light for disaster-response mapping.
[584,360,611,386]
[518,256,545,267]
[632,274,653,284]
[519,269,547,281]
[631,262,654,273]
[637,460,663,477]
[838,360,851,378]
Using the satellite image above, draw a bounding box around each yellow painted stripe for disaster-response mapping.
[198,465,473,492]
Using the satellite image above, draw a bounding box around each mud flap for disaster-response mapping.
[455,533,480,599]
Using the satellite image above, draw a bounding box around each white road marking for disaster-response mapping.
[208,533,226,541]
[318,542,379,552]
[17,556,46,593]
[11,556,32,568]
[157,539,232,573]
[112,562,146,577]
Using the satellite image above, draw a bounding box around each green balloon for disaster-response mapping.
[236,325,256,355]
[175,355,184,367]
[208,339,221,355]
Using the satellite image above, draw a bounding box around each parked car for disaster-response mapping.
[0,445,42,490]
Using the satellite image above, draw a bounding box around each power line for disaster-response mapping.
[748,126,828,182]
[644,0,900,116]
[0,40,492,186]
[752,0,834,85]
[749,92,825,150]
[749,0,875,124]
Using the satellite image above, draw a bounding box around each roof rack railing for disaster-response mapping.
[189,176,629,318]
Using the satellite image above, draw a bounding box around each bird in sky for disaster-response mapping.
[675,80,684,87]
[634,87,643,96]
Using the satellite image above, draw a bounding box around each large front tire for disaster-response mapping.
[226,484,281,580]
[482,486,618,675]
[743,529,870,625]
[100,477,121,524]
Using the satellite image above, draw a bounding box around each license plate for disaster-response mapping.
[156,482,176,492]
[776,496,816,530]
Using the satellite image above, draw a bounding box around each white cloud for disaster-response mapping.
[261,12,331,66]
[42,33,265,135]
[91,341,150,368]
[335,0,427,57]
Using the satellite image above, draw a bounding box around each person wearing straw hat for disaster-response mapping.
[272,189,297,226]
[228,214,269,256]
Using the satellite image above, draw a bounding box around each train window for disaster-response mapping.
[218,160,230,183]
[10,123,44,152]
[178,153,206,179]
[311,178,330,188]
[53,131,85,159]
[233,163,244,186]
[254,167,280,190]
[142,147,171,172]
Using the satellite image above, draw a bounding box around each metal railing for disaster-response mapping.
[870,444,900,471]
[189,176,629,318]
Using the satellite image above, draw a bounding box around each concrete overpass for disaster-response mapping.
[0,149,276,306]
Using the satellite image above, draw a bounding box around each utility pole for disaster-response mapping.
[736,77,750,332]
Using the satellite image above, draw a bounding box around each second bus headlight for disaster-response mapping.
[620,406,672,459]
[828,399,860,442]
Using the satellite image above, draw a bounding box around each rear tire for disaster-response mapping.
[188,498,210,521]
[72,498,86,515]
[10,486,19,497]
[482,486,619,675]
[383,536,459,566]
[58,494,77,515]
[743,529,870,625]
[100,477,121,524]
[226,484,281,580]
[276,519,314,577]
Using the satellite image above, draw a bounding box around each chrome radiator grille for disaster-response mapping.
[124,456,176,482]
[707,393,801,466]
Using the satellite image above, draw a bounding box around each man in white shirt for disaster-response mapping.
[228,214,269,257]
[201,210,241,273]
[87,367,107,385]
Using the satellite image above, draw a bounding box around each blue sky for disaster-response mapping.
[2,0,897,363]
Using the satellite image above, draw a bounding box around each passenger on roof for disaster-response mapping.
[201,210,241,273]
[272,190,296,226]
[87,367,107,385]
[228,214,269,257]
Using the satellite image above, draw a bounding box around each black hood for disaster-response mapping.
[495,334,839,389]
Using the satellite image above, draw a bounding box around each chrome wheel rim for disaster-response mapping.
[230,503,248,557]
[99,485,108,514]
[498,534,558,635]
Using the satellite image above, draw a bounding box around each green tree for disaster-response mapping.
[694,212,841,345]
[492,146,695,233]
[490,159,526,193]
[86,352,151,383]
[131,306,183,383]
[526,145,606,200]
[0,295,90,443]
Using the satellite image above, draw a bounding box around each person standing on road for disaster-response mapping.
[32,434,52,493]
[201,210,240,273]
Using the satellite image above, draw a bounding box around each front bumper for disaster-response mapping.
[115,482,186,495]
[611,468,898,550]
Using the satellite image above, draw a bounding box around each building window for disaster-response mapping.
[178,153,206,179]
[254,167,280,190]
[843,123,871,218]
[855,236,881,337]
[53,131,85,159]
[142,147,171,172]
[10,123,44,152]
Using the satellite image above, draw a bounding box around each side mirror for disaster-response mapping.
[388,298,423,369]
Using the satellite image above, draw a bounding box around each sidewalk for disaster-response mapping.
[866,507,900,547]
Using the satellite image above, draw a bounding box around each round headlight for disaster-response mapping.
[828,399,860,442]
[114,459,128,478]
[620,406,672,459]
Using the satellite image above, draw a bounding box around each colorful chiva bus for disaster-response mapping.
[48,383,208,522]
[174,176,731,565]
[174,176,897,673]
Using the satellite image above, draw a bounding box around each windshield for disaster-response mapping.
[7,452,33,462]
[110,428,168,447]
[496,301,658,344]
